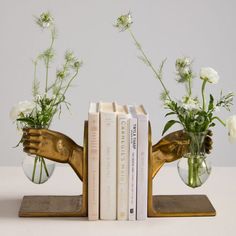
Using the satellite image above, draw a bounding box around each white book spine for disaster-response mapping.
[88,111,99,220]
[136,116,148,220]
[117,114,129,220]
[128,118,137,221]
[100,111,117,220]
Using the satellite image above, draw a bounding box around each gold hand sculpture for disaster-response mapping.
[152,129,213,178]
[23,128,83,180]
[23,127,212,181]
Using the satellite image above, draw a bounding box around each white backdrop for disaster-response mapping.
[1,0,235,166]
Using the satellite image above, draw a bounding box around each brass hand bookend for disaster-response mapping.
[148,124,216,217]
[19,121,216,218]
[19,121,88,217]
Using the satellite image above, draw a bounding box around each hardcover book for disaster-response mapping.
[134,105,149,220]
[88,102,100,220]
[127,105,138,221]
[99,102,117,220]
[115,103,130,220]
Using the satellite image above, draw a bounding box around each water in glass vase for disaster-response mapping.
[22,155,55,184]
[177,131,212,188]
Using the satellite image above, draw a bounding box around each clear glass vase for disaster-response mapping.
[22,155,55,184]
[177,131,211,188]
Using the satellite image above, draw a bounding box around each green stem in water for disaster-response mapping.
[201,80,207,111]
[39,157,43,184]
[32,156,38,182]
[128,28,172,102]
[188,157,194,187]
[42,158,49,177]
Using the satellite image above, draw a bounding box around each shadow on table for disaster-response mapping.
[0,198,21,218]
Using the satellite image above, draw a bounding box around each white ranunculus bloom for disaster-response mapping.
[10,100,35,121]
[226,115,236,143]
[200,67,219,84]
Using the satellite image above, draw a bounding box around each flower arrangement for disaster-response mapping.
[115,12,236,187]
[10,12,82,184]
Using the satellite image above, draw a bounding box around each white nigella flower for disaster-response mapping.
[200,67,219,84]
[36,12,54,29]
[115,12,133,31]
[176,57,191,69]
[10,100,35,121]
[226,115,236,143]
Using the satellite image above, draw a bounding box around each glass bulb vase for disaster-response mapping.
[22,155,55,184]
[177,131,212,188]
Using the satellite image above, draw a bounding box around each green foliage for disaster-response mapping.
[216,91,234,111]
[116,12,234,135]
[162,120,180,135]
[15,12,82,132]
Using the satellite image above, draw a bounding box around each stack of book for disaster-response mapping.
[88,102,149,221]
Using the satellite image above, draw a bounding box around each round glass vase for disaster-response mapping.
[22,155,55,184]
[177,131,211,188]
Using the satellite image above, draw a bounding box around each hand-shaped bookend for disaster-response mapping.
[148,124,215,217]
[19,121,215,217]
[19,121,89,217]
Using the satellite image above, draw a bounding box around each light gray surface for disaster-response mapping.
[0,166,235,235]
[1,0,235,166]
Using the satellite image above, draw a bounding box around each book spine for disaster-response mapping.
[88,112,100,220]
[100,111,117,220]
[136,115,148,220]
[117,115,129,220]
[128,118,137,221]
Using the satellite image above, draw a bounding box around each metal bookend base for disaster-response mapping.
[149,195,216,217]
[19,195,85,217]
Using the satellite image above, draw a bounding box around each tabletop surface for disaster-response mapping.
[0,166,235,236]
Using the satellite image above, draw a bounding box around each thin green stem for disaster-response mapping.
[53,60,69,100]
[128,28,172,101]
[212,116,226,126]
[201,80,207,111]
[45,29,55,93]
[188,157,194,187]
[188,77,192,97]
[42,158,49,177]
[33,60,38,98]
[39,157,43,184]
[32,156,38,182]
[61,70,79,98]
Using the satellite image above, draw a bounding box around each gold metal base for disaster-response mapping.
[149,195,216,217]
[19,195,86,217]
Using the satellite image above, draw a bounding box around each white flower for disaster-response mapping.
[115,12,133,31]
[226,115,236,143]
[200,67,219,84]
[10,101,35,121]
[176,57,191,68]
[181,96,200,110]
[36,12,54,29]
